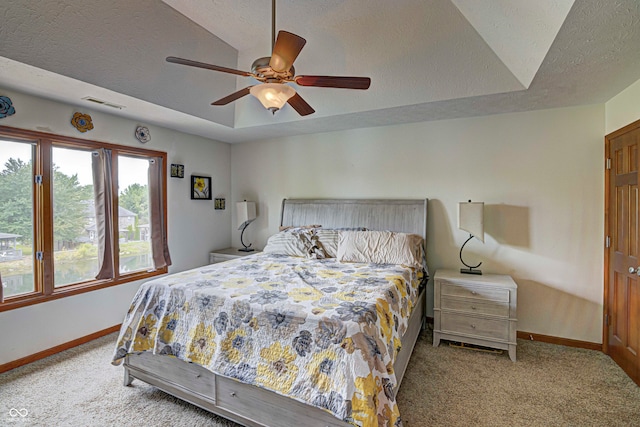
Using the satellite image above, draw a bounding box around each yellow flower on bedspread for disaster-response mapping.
[376,298,393,341]
[386,275,408,298]
[351,271,375,278]
[318,269,344,279]
[341,337,356,354]
[257,342,299,394]
[288,286,323,302]
[334,290,359,302]
[186,322,216,365]
[259,281,282,291]
[392,336,402,360]
[133,314,157,351]
[222,277,253,289]
[264,262,284,271]
[351,373,379,427]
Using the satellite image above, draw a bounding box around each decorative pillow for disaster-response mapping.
[314,229,340,258]
[263,230,311,257]
[337,230,424,268]
[263,228,327,259]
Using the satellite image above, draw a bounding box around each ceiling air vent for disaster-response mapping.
[82,96,125,110]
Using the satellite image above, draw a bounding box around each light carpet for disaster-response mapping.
[1,329,639,426]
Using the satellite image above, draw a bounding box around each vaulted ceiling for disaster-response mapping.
[1,0,639,143]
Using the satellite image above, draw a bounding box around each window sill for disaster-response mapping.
[0,267,167,312]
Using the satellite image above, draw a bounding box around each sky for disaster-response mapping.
[0,139,148,191]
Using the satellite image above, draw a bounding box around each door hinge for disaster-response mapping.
[606,158,611,170]
[34,175,43,185]
[35,251,44,261]
[606,236,611,248]
[605,314,610,326]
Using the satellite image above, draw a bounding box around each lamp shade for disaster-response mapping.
[458,201,484,243]
[236,201,257,230]
[250,83,296,112]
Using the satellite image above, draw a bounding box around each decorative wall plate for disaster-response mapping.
[135,125,151,143]
[0,96,16,119]
[71,112,94,133]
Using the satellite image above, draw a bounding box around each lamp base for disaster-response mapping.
[238,248,255,253]
[460,268,482,275]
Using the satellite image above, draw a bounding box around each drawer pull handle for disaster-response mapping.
[470,324,476,329]
[196,374,201,378]
[471,306,476,310]
[230,392,237,397]
[471,291,478,295]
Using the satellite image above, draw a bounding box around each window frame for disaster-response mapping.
[0,125,169,311]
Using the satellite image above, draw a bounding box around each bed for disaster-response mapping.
[112,198,428,427]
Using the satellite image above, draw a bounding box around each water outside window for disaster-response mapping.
[0,139,35,297]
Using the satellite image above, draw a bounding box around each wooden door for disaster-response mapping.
[606,119,640,386]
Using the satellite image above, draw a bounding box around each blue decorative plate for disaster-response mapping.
[0,96,16,119]
[135,126,151,143]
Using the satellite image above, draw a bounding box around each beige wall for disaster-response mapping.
[3,74,640,365]
[0,88,232,364]
[232,104,605,343]
[606,78,640,134]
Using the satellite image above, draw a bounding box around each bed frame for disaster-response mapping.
[123,198,428,427]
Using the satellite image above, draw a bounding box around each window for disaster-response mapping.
[0,126,170,311]
[0,139,35,298]
[117,155,153,274]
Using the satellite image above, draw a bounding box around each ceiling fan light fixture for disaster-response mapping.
[250,83,296,114]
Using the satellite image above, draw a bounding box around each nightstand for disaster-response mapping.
[433,270,518,361]
[209,248,261,264]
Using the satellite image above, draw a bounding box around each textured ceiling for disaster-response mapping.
[0,0,639,143]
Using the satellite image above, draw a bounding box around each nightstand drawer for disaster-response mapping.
[441,281,510,302]
[441,312,509,341]
[441,296,509,317]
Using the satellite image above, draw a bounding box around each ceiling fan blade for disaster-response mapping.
[211,86,253,105]
[287,93,315,116]
[270,31,306,73]
[167,56,251,77]
[295,75,371,90]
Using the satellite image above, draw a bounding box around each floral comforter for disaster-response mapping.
[112,253,424,427]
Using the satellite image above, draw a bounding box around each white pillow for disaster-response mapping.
[337,231,424,268]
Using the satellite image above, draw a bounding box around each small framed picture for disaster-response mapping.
[171,164,184,178]
[191,175,211,200]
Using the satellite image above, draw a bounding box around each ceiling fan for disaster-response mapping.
[166,0,371,116]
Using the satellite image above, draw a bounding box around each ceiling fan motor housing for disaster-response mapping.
[251,56,295,82]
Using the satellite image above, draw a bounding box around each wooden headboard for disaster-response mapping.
[280,198,428,241]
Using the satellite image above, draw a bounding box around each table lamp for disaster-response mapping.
[458,200,484,275]
[236,201,257,252]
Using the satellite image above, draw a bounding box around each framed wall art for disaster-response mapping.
[191,175,211,200]
[171,163,184,178]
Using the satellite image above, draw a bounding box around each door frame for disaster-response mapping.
[603,118,640,354]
